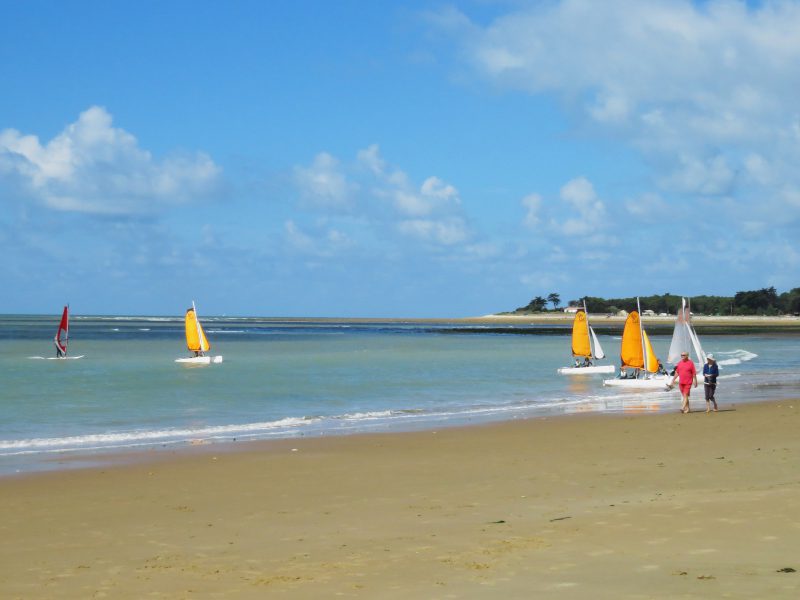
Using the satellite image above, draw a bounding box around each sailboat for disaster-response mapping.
[667,297,706,368]
[603,299,670,389]
[175,301,223,365]
[557,301,615,374]
[47,305,84,360]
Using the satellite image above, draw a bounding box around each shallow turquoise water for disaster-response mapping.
[0,315,796,475]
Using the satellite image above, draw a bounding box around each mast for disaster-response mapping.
[192,300,204,355]
[637,297,647,372]
[686,297,706,365]
[583,299,592,358]
[63,304,69,356]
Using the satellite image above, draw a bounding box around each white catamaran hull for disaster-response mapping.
[603,375,673,390]
[175,355,223,365]
[557,365,616,375]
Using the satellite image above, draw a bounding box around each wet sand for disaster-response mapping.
[1,400,799,598]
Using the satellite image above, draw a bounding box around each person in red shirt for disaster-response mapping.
[670,351,698,413]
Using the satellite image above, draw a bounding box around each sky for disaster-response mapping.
[2,0,799,317]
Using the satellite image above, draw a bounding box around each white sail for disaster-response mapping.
[667,299,691,364]
[688,321,706,366]
[589,326,605,359]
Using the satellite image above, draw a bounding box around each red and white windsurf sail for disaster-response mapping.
[54,305,69,356]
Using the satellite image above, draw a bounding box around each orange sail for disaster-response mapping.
[185,307,210,353]
[620,311,644,369]
[571,310,592,358]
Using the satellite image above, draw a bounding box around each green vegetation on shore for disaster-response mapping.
[514,286,800,316]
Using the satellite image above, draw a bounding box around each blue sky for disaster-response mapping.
[2,0,799,317]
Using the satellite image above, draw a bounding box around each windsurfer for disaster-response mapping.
[703,354,719,412]
[669,352,698,413]
[54,338,65,358]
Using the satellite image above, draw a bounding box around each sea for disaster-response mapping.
[1,314,798,476]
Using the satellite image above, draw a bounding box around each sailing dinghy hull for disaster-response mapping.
[175,356,223,365]
[557,365,615,375]
[603,375,673,390]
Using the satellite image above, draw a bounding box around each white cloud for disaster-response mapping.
[293,152,357,211]
[293,144,470,248]
[555,176,607,236]
[659,154,735,195]
[435,0,800,209]
[284,219,353,257]
[356,144,386,176]
[0,106,221,214]
[625,192,669,221]
[397,216,468,246]
[521,193,541,228]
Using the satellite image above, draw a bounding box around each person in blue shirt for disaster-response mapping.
[702,354,719,412]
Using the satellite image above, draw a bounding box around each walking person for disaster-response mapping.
[669,351,697,413]
[703,354,719,412]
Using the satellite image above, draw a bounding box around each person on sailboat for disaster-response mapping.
[669,351,698,413]
[582,356,593,367]
[54,338,66,358]
[702,354,719,413]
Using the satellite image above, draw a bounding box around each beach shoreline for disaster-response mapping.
[2,398,799,598]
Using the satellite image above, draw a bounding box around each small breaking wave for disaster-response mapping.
[716,349,758,366]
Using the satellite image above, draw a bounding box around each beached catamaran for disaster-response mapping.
[557,301,615,374]
[603,299,670,389]
[175,301,223,365]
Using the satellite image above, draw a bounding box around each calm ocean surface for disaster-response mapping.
[1,315,797,475]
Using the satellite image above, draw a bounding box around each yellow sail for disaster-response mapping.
[185,308,210,353]
[620,311,644,369]
[571,310,592,358]
[642,329,659,373]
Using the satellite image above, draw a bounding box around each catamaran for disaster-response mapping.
[557,301,615,374]
[175,301,223,365]
[603,299,670,389]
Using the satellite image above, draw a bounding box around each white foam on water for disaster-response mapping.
[716,349,758,366]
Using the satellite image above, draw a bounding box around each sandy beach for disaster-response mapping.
[1,400,799,599]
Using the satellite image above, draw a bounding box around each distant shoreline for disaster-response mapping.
[465,313,800,329]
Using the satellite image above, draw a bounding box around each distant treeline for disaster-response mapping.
[515,287,800,316]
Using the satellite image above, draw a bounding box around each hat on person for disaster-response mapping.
[707,353,715,360]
